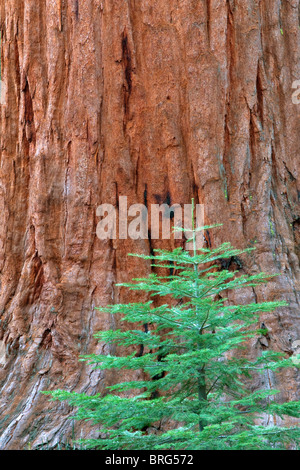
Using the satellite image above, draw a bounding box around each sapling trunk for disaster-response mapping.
[191,201,208,432]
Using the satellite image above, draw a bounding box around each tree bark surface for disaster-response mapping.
[0,0,299,449]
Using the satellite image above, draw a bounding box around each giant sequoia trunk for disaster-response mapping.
[0,0,299,449]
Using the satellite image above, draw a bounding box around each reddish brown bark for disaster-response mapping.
[0,0,299,449]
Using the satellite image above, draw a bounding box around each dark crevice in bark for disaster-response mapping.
[206,0,211,47]
[122,31,133,131]
[14,38,21,104]
[222,111,230,202]
[255,62,264,127]
[292,219,300,263]
[74,0,79,20]
[223,0,235,202]
[23,79,36,147]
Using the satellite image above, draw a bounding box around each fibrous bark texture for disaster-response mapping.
[0,0,299,449]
